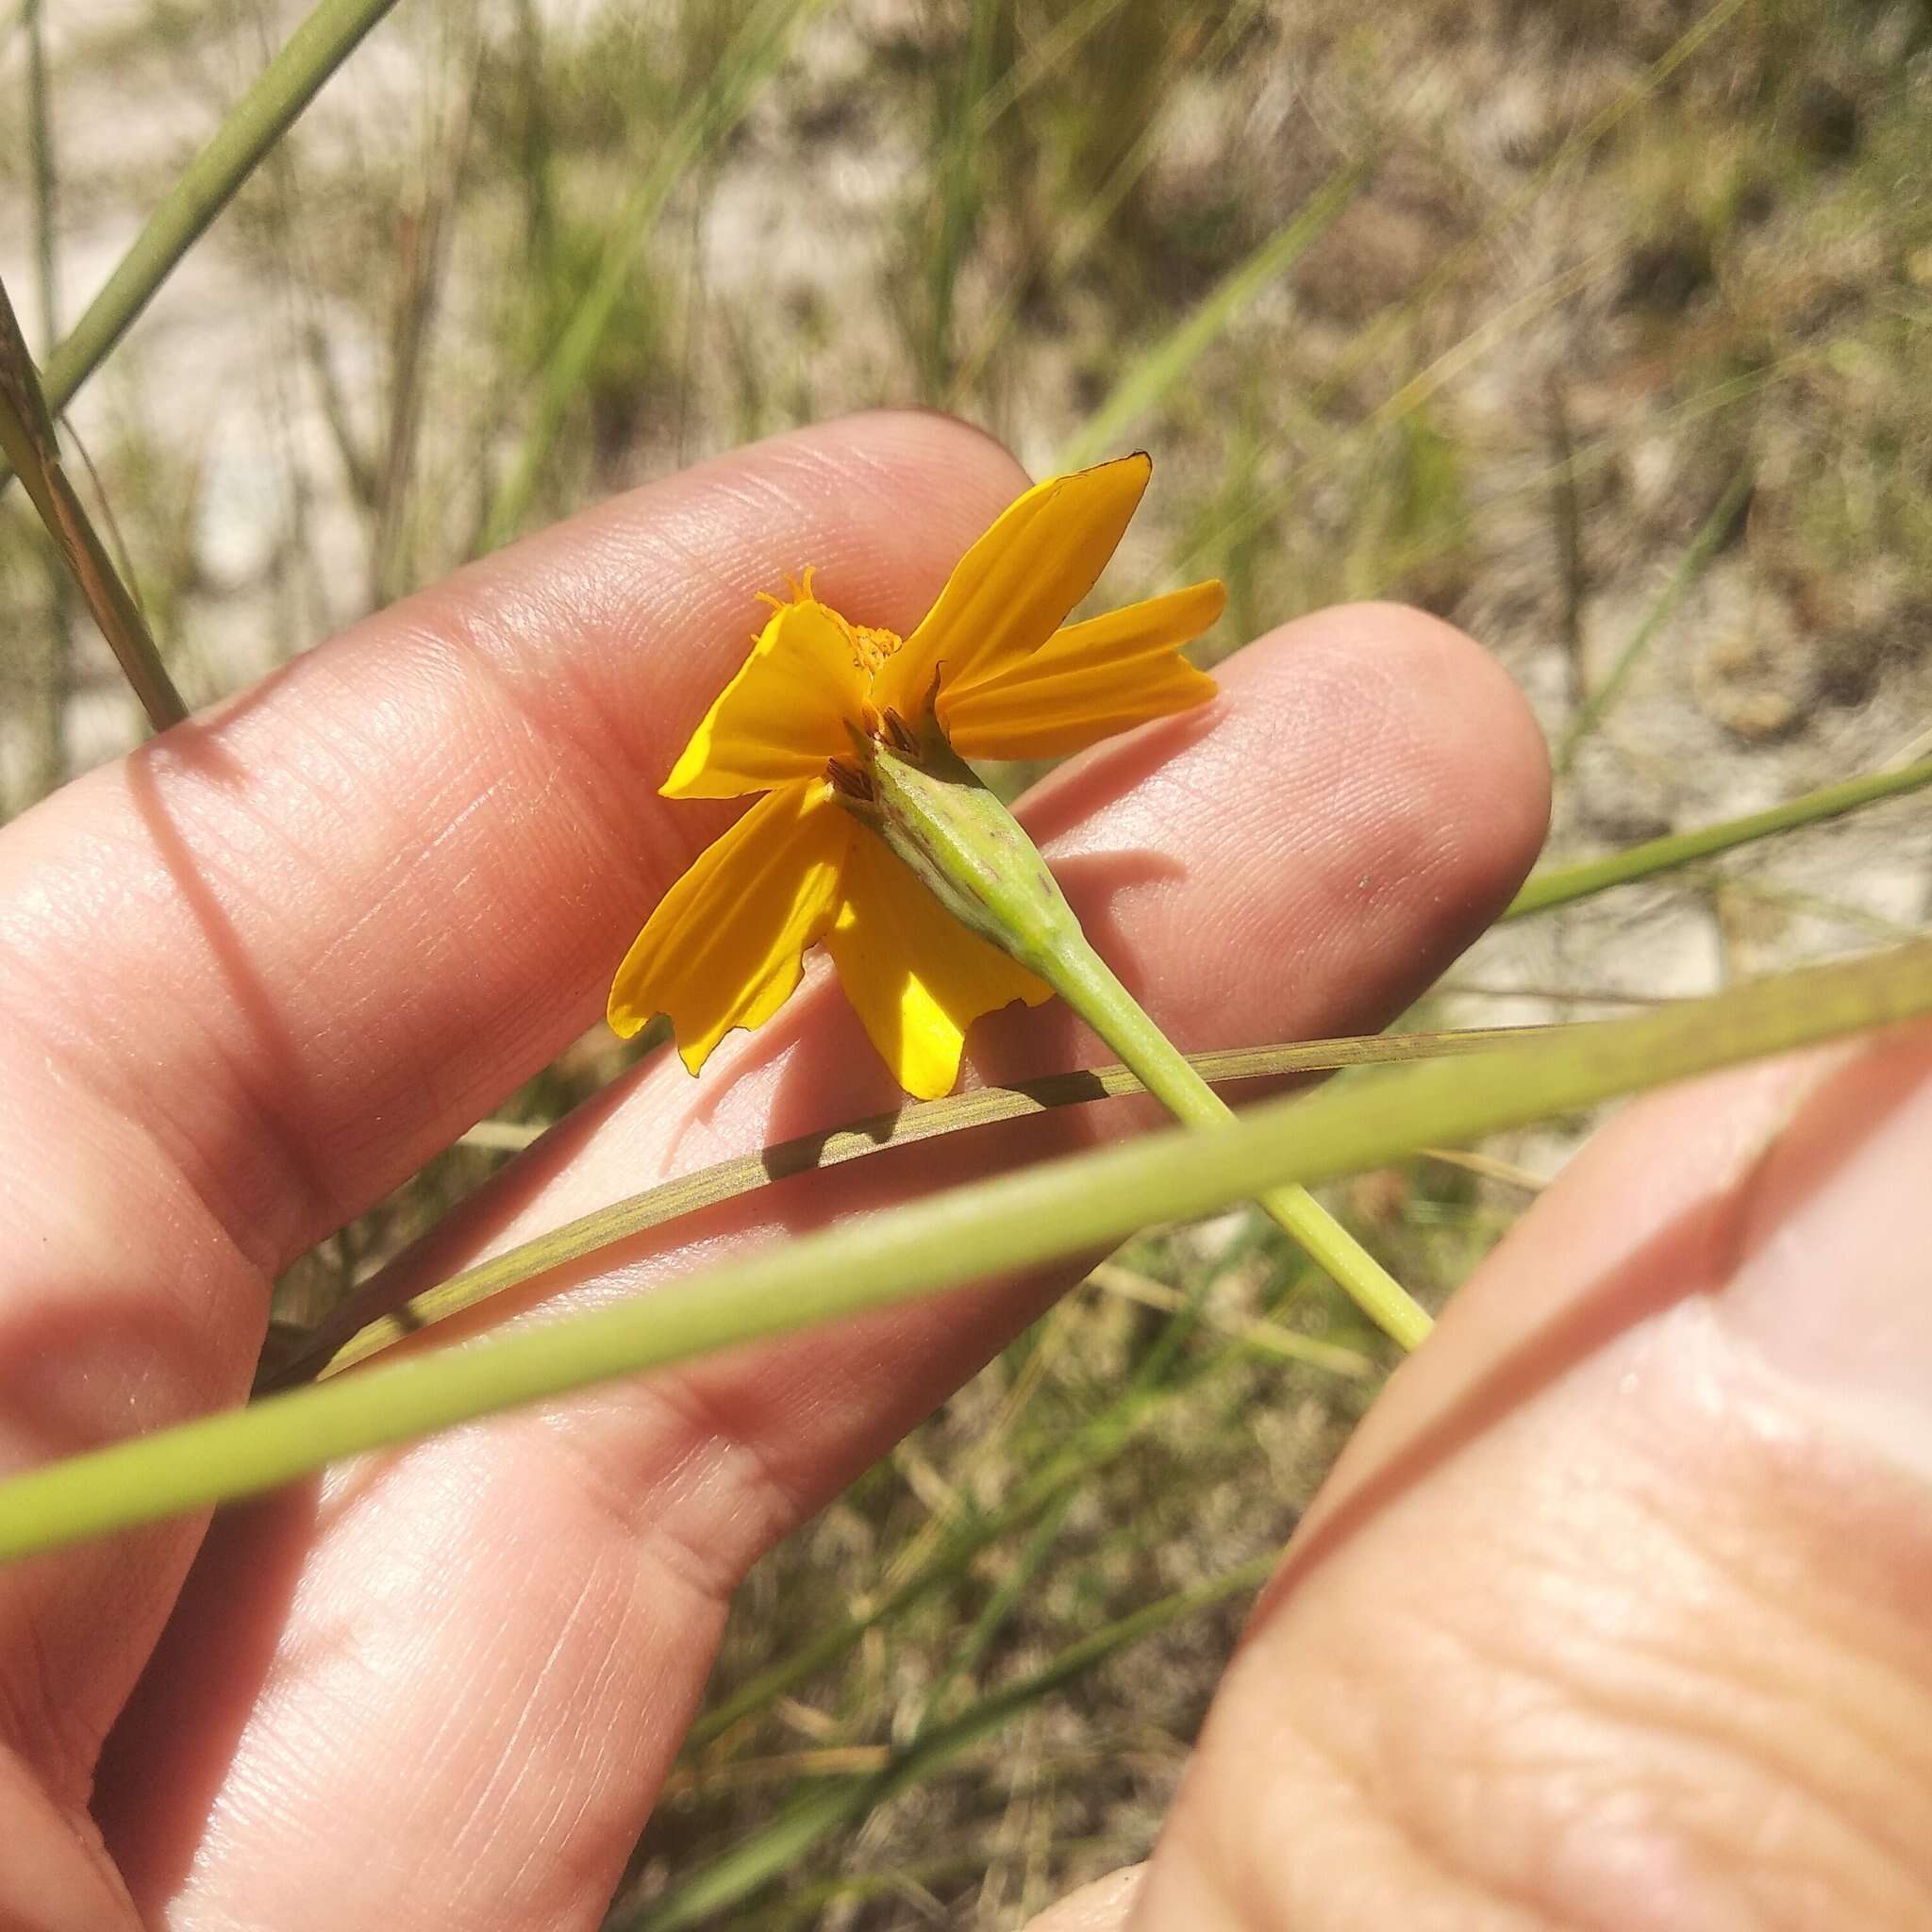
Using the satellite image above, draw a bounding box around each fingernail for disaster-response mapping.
[1723,1029,1932,1443]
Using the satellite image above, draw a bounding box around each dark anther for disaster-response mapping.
[881,708,921,758]
[825,758,874,802]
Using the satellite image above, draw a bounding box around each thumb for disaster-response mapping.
[1118,1024,1932,1927]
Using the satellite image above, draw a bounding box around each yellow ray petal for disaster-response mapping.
[608,779,853,1073]
[823,829,1053,1101]
[661,596,870,800]
[873,455,1152,723]
[940,580,1224,760]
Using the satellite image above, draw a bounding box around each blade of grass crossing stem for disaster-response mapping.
[478,0,822,550]
[1555,463,1755,774]
[28,0,401,431]
[266,1028,1532,1389]
[1506,758,1932,918]
[6,940,1932,1564]
[1029,922,1427,1347]
[0,275,186,729]
[622,1549,1278,1931]
[1054,165,1363,472]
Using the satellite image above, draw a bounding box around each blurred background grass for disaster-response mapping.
[3,1,1931,1924]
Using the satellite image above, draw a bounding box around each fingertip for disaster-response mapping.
[1232,599,1552,930]
[1328,597,1550,865]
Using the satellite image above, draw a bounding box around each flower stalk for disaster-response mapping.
[864,733,1431,1349]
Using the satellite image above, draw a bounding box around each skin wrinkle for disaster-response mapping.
[526,1383,800,1609]
[1276,1619,1591,1932]
[437,1591,595,1852]
[1179,1686,1561,1932]
[1406,1569,1906,1926]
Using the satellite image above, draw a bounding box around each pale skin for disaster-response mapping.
[1,411,1927,1929]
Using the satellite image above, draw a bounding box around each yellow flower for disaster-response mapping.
[608,453,1225,1100]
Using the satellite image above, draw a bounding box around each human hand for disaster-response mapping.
[1029,1026,1932,1925]
[0,412,1547,1928]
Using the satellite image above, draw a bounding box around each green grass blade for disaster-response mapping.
[478,0,821,552]
[0,275,186,730]
[25,0,55,347]
[909,1489,1076,1740]
[264,1026,1542,1389]
[1055,164,1364,473]
[916,0,1002,396]
[20,3,77,791]
[34,0,401,425]
[625,1549,1277,1930]
[1554,464,1754,774]
[4,941,1929,1566]
[1507,758,1932,919]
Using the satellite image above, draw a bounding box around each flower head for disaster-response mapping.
[608,453,1224,1099]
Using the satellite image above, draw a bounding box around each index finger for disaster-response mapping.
[0,410,1027,1789]
[0,411,1029,1281]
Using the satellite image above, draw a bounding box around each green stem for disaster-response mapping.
[1,932,1926,1563]
[866,733,1430,1349]
[1040,927,1431,1349]
[34,0,401,425]
[1506,756,1932,919]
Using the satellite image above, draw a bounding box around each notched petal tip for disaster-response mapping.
[824,829,1054,1102]
[606,780,853,1076]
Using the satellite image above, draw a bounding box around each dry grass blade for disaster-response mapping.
[1088,1260,1374,1373]
[0,274,185,730]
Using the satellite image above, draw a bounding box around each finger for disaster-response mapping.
[1023,1865,1145,1930]
[0,410,1030,1283]
[97,605,1551,1929]
[0,413,1028,1804]
[1128,1029,1932,1929]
